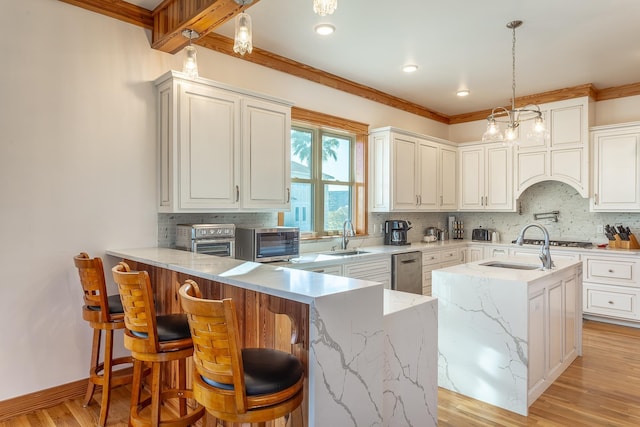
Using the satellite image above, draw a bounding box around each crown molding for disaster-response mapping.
[58,0,640,126]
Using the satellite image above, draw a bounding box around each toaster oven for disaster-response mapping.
[471,228,492,241]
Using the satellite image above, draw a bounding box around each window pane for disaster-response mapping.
[291,129,312,180]
[322,135,350,182]
[324,184,351,231]
[283,182,313,232]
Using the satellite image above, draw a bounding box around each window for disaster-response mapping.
[280,107,369,237]
[284,124,356,235]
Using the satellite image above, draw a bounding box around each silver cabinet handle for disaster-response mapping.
[594,193,599,205]
[286,187,290,203]
[236,185,240,202]
[416,195,420,206]
[440,195,443,206]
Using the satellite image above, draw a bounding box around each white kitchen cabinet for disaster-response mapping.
[461,245,485,263]
[369,127,457,212]
[343,256,392,289]
[515,97,592,198]
[458,143,514,211]
[582,253,640,324]
[590,122,640,212]
[155,70,292,212]
[528,266,581,404]
[421,247,462,296]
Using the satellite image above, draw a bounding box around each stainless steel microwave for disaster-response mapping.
[235,227,300,262]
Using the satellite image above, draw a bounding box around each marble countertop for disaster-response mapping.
[106,247,382,304]
[435,255,582,282]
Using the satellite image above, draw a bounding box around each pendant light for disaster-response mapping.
[182,29,200,79]
[313,0,337,16]
[233,0,253,55]
[482,21,547,144]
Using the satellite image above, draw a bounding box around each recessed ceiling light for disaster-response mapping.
[402,64,418,73]
[314,24,335,36]
[457,90,470,97]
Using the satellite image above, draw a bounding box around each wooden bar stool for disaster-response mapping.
[73,252,134,427]
[178,280,304,427]
[112,262,205,427]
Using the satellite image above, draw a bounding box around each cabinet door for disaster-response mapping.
[440,146,458,210]
[592,130,640,211]
[392,135,419,210]
[179,84,240,209]
[528,289,545,389]
[241,98,291,210]
[485,144,513,210]
[459,147,484,210]
[417,140,439,210]
[548,280,564,378]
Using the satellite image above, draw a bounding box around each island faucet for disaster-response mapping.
[342,219,355,250]
[515,222,555,270]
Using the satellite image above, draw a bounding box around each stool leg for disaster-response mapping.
[177,358,187,416]
[97,329,114,427]
[130,359,144,415]
[84,328,101,407]
[150,362,162,426]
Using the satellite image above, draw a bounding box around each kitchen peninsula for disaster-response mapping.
[106,247,437,427]
[433,256,582,416]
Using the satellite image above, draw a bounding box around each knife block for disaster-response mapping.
[609,234,640,249]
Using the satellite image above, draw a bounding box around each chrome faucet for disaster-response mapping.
[515,222,555,270]
[342,219,355,250]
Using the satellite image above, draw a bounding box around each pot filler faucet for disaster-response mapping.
[342,219,355,250]
[515,222,555,270]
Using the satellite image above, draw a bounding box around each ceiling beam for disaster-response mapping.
[151,0,261,54]
[58,0,153,28]
[199,32,451,124]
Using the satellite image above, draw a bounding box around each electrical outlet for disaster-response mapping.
[597,224,604,234]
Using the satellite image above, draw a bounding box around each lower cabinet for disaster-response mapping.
[582,254,640,323]
[422,248,461,296]
[528,266,581,402]
[343,257,392,289]
[298,256,391,289]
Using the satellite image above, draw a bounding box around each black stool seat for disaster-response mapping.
[88,294,124,314]
[202,348,304,395]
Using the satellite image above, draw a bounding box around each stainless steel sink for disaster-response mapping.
[480,261,541,270]
[320,249,370,256]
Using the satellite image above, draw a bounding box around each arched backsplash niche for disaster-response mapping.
[453,180,640,244]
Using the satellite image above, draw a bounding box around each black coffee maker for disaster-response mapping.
[384,220,412,245]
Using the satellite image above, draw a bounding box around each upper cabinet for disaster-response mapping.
[515,97,593,198]
[458,143,514,211]
[590,122,640,212]
[369,127,457,212]
[155,71,292,213]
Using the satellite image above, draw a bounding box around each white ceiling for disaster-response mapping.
[130,0,640,117]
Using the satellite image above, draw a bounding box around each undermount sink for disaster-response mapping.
[480,261,541,270]
[320,249,370,256]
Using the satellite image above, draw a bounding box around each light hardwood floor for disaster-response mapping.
[2,320,640,426]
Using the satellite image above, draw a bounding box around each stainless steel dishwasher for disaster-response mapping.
[391,251,423,294]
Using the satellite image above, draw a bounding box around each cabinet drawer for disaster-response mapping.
[584,283,639,319]
[584,257,637,285]
[343,258,391,278]
[440,249,460,263]
[422,251,441,266]
[305,265,343,276]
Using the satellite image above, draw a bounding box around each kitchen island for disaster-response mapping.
[433,256,582,416]
[107,248,437,427]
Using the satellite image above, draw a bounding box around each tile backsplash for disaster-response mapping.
[158,181,640,249]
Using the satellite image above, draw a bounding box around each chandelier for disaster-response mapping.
[313,0,337,16]
[182,29,200,79]
[482,20,546,143]
[233,0,253,55]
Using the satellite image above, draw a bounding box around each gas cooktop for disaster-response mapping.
[511,239,593,249]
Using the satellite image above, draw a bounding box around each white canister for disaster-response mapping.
[491,231,500,243]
